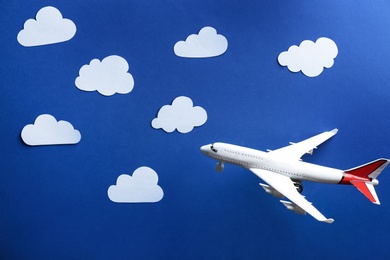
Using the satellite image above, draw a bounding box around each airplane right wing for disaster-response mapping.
[268,129,338,161]
[250,168,334,223]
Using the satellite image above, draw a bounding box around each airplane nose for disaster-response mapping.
[200,144,210,154]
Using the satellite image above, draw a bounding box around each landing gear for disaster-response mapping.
[294,182,303,193]
[216,161,224,172]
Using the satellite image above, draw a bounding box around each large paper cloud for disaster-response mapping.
[75,55,135,96]
[21,114,81,146]
[174,26,228,58]
[108,167,164,203]
[278,37,338,77]
[151,96,207,134]
[17,6,76,47]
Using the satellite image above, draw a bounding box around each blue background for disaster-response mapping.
[1,1,390,259]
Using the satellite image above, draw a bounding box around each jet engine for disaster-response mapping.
[280,200,307,215]
[259,183,284,198]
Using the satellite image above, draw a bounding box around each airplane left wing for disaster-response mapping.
[250,168,334,223]
[268,129,338,161]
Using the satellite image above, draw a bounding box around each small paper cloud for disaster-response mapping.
[21,114,81,146]
[151,96,207,134]
[174,26,228,58]
[108,167,164,203]
[75,55,135,96]
[17,6,76,47]
[278,37,338,77]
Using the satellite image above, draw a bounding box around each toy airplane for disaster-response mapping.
[200,129,389,223]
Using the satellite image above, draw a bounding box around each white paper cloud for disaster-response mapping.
[278,37,338,77]
[75,55,135,96]
[17,6,76,47]
[174,26,228,58]
[21,114,81,146]
[151,96,207,134]
[108,167,164,203]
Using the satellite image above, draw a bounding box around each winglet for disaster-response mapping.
[322,218,334,224]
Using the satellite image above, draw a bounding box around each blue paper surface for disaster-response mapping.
[1,1,390,259]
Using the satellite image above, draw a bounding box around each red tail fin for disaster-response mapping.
[344,159,389,179]
[341,159,389,205]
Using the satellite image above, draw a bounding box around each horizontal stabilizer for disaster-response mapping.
[260,183,284,198]
[351,181,380,204]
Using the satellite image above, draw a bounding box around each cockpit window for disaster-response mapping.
[211,144,218,153]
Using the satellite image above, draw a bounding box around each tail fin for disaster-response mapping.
[342,159,390,205]
[344,158,389,179]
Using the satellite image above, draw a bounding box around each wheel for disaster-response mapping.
[216,162,224,172]
[294,182,303,193]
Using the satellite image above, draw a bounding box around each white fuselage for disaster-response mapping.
[201,142,344,184]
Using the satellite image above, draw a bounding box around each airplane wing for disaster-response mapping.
[268,129,338,161]
[250,168,334,223]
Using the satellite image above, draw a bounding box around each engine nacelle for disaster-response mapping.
[259,183,284,198]
[216,162,224,172]
[280,200,307,215]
